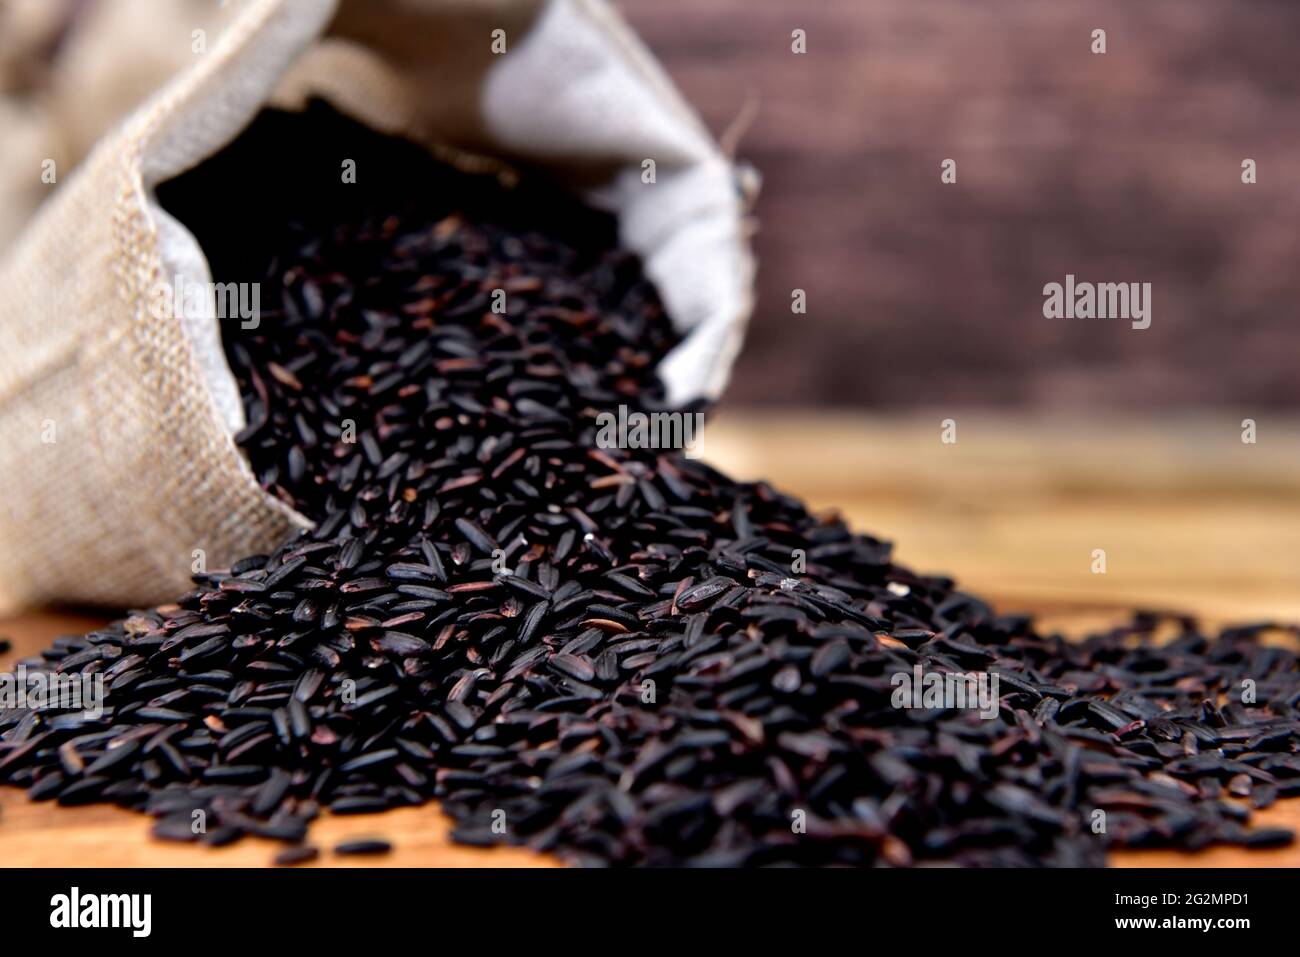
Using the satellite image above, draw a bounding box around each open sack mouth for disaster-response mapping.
[0,0,752,613]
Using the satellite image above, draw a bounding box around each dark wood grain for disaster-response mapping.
[617,0,1300,410]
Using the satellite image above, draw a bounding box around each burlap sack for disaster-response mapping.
[0,0,754,614]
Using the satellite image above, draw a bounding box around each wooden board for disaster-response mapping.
[2,414,1298,867]
[617,0,1300,412]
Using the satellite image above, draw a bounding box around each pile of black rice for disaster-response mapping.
[3,105,1298,866]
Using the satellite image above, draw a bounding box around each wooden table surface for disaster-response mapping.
[2,413,1298,867]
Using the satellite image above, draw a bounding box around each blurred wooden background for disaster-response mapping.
[619,0,1300,410]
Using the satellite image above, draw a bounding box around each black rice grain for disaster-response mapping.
[334,839,393,857]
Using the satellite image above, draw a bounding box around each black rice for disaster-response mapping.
[2,105,1298,867]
